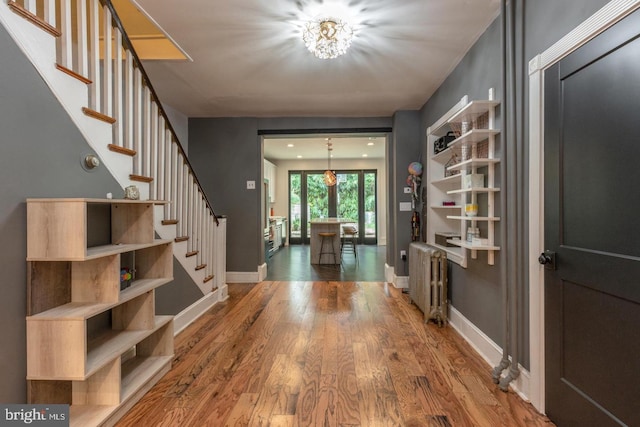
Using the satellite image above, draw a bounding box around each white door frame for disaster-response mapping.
[528,0,640,413]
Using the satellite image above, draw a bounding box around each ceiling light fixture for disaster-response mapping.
[303,17,354,59]
[323,140,337,186]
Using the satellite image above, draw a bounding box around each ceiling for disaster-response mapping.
[129,0,501,118]
[264,135,386,161]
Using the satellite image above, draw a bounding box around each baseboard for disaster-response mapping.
[226,270,261,283]
[258,263,268,281]
[448,305,531,402]
[393,275,408,288]
[173,289,221,336]
[385,263,394,283]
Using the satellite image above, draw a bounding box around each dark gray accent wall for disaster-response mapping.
[391,111,421,274]
[188,116,393,272]
[155,258,205,315]
[419,0,611,369]
[163,103,189,155]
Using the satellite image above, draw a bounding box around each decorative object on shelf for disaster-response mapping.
[465,203,478,216]
[303,16,354,59]
[444,153,460,177]
[442,200,456,206]
[467,227,480,242]
[124,184,140,200]
[434,131,457,154]
[120,267,133,290]
[323,140,337,186]
[463,174,484,189]
[435,231,461,247]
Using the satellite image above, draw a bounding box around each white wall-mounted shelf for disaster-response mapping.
[426,90,500,266]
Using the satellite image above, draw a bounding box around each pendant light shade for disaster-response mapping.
[324,140,336,186]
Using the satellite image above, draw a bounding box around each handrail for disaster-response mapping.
[99,0,218,225]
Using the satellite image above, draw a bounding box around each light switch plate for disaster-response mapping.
[247,180,255,189]
[399,202,412,211]
[404,187,412,194]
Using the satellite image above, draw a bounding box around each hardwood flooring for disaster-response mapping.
[116,282,555,426]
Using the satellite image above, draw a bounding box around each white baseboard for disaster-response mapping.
[448,305,530,402]
[385,263,395,283]
[173,289,222,336]
[258,263,267,281]
[226,270,260,283]
[394,275,408,288]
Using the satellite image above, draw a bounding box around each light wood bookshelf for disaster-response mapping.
[26,198,174,427]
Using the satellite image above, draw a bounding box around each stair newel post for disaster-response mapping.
[208,212,214,281]
[59,0,72,71]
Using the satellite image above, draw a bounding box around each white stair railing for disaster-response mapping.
[4,0,225,293]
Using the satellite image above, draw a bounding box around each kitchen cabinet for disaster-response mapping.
[264,159,277,203]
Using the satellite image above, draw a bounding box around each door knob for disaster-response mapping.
[538,251,556,270]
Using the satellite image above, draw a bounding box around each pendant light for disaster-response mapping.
[323,140,337,186]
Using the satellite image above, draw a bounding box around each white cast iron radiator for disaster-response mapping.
[408,242,448,326]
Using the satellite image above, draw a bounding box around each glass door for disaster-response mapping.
[289,170,377,245]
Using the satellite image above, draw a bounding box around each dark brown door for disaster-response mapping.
[543,8,640,427]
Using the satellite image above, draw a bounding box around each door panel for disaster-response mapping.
[544,8,640,427]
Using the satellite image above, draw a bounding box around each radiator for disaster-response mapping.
[408,242,448,326]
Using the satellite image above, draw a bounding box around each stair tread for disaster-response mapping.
[8,1,61,37]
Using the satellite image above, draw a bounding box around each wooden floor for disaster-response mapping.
[116,282,554,426]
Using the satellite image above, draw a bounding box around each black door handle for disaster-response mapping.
[538,251,556,270]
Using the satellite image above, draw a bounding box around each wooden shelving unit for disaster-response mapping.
[26,198,174,427]
[426,90,501,266]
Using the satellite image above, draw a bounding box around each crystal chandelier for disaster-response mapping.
[323,141,337,186]
[303,17,354,59]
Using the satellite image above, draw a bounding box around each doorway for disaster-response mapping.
[288,170,377,245]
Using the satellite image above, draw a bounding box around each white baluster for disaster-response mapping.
[76,0,88,77]
[171,143,179,219]
[133,68,143,175]
[102,7,113,117]
[123,51,134,150]
[44,0,55,29]
[112,29,123,147]
[59,0,72,70]
[143,87,152,177]
[176,153,184,232]
[24,0,36,15]
[164,128,172,219]
[181,165,188,238]
[149,103,158,199]
[88,0,100,110]
[186,174,194,251]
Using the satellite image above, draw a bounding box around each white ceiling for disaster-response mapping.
[264,135,386,160]
[133,0,501,118]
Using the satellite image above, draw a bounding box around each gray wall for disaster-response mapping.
[418,0,611,369]
[163,103,189,154]
[188,117,393,271]
[0,23,202,402]
[391,111,421,274]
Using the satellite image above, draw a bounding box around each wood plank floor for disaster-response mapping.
[116,282,555,426]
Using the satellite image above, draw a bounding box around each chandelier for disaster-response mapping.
[303,17,354,59]
[323,140,337,186]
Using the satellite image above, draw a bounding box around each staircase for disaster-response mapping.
[1,0,227,323]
